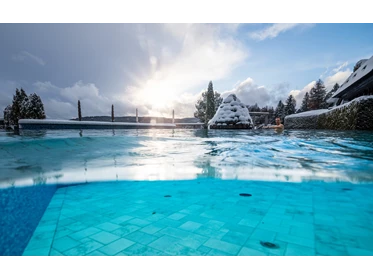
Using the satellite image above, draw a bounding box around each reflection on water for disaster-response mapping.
[1,128,373,187]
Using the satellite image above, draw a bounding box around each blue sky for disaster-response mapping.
[1,23,373,119]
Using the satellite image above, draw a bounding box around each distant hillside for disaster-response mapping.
[70,116,200,123]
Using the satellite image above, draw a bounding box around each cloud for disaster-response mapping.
[33,81,131,119]
[12,51,46,66]
[289,81,316,108]
[324,70,352,89]
[288,69,352,107]
[332,61,349,73]
[125,23,248,117]
[249,23,315,41]
[221,77,290,108]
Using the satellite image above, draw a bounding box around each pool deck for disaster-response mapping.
[22,179,373,256]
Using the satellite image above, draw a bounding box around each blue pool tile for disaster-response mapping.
[221,231,250,246]
[177,233,209,250]
[110,215,134,224]
[49,249,64,256]
[178,221,202,232]
[139,224,164,235]
[207,249,234,256]
[86,250,107,256]
[124,231,158,245]
[168,213,187,221]
[98,238,135,255]
[148,235,182,253]
[127,218,151,227]
[250,228,277,242]
[159,227,191,239]
[285,243,315,256]
[122,243,169,256]
[90,231,121,244]
[22,247,50,256]
[54,227,73,239]
[24,237,53,251]
[276,232,315,248]
[52,236,81,252]
[204,220,225,230]
[194,226,228,239]
[238,247,268,256]
[203,238,241,255]
[63,239,104,256]
[315,241,347,256]
[346,247,373,256]
[96,222,121,232]
[69,227,101,240]
[197,245,211,255]
[112,225,141,237]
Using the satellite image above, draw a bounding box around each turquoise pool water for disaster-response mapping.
[1,129,373,255]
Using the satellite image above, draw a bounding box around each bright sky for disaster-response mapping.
[1,23,373,119]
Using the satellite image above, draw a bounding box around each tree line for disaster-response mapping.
[194,79,340,126]
[3,88,46,128]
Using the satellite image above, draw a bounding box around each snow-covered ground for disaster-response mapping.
[208,94,253,127]
[287,96,373,119]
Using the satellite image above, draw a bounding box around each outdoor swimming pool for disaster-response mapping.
[1,129,373,255]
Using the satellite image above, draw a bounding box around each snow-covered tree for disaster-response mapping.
[309,79,326,110]
[284,95,296,116]
[26,93,46,119]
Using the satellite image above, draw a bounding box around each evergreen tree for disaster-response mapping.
[3,105,13,127]
[299,92,310,112]
[26,93,46,119]
[284,95,296,116]
[194,91,207,123]
[274,100,285,121]
[11,88,28,126]
[205,81,215,125]
[322,83,340,109]
[194,84,223,124]
[111,104,114,122]
[309,79,326,110]
[78,100,82,121]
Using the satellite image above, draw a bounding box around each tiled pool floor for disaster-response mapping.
[22,179,373,256]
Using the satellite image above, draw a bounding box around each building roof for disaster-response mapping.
[330,55,373,101]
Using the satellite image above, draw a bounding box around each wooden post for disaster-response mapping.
[111,104,114,122]
[265,115,268,125]
[136,108,138,123]
[78,100,82,121]
[172,109,174,124]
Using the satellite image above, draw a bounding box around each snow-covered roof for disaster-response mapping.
[331,55,373,99]
[18,119,176,127]
[208,94,253,126]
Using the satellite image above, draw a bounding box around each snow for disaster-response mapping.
[285,109,328,118]
[19,119,176,127]
[331,55,373,99]
[287,96,373,119]
[208,94,253,126]
[328,95,373,112]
